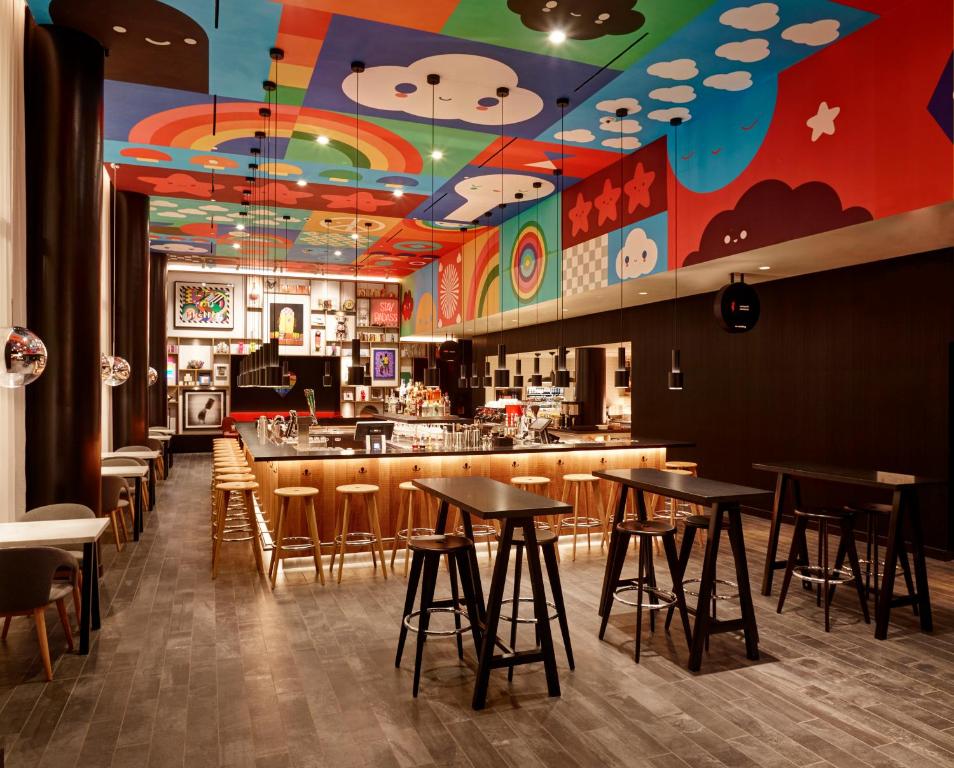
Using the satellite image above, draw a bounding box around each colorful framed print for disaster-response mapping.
[370,297,400,327]
[174,282,233,329]
[370,346,399,386]
[183,390,224,430]
[267,298,307,349]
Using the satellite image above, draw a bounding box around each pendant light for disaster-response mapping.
[346,62,366,387]
[529,181,544,387]
[493,86,511,389]
[103,166,129,387]
[322,218,333,386]
[457,225,470,389]
[0,326,47,388]
[482,211,493,387]
[553,98,570,389]
[613,107,630,389]
[466,219,481,388]
[424,72,442,388]
[668,116,684,391]
[511,193,525,390]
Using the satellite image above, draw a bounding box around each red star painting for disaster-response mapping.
[321,190,396,213]
[567,192,592,238]
[624,163,655,214]
[594,178,621,226]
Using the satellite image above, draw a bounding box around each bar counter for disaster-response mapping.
[235,423,689,545]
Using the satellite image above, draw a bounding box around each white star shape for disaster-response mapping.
[806,101,840,142]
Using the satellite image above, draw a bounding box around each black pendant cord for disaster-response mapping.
[558,98,567,369]
[617,110,625,345]
[672,118,679,347]
[430,75,437,342]
[110,164,117,359]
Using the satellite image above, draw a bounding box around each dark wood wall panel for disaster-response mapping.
[472,250,952,553]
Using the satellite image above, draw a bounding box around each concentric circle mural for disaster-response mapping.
[510,222,546,301]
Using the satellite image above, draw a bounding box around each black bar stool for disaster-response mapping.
[395,534,482,697]
[502,527,573,681]
[777,507,870,632]
[598,519,691,662]
[849,502,918,611]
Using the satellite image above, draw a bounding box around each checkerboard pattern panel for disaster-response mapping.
[563,235,608,297]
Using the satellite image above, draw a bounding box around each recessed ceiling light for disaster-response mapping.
[296,179,307,187]
[350,233,360,240]
[232,243,241,250]
[112,25,127,33]
[430,149,443,160]
[758,265,771,270]
[638,291,648,295]
[235,224,245,231]
[316,135,330,145]
[548,30,567,44]
[334,250,342,256]
[392,188,404,197]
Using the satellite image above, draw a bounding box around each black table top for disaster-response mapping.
[413,477,572,521]
[752,461,945,489]
[594,468,771,505]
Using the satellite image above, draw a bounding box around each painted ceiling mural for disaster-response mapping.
[26,1,950,305]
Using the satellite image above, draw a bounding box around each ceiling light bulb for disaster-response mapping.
[296,179,307,187]
[392,188,404,197]
[350,233,360,240]
[316,135,330,145]
[334,250,342,256]
[232,243,241,250]
[548,30,567,43]
[759,265,771,270]
[235,224,245,231]
[638,291,648,295]
[430,149,443,160]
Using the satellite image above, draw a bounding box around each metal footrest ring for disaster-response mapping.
[613,584,677,610]
[499,596,559,624]
[335,531,376,547]
[559,516,602,530]
[792,564,855,585]
[397,527,435,542]
[683,577,738,600]
[214,531,255,543]
[402,607,471,637]
[857,558,904,576]
[276,535,317,552]
[456,524,496,539]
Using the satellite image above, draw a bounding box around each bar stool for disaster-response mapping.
[453,511,496,561]
[598,519,692,662]
[502,527,573,680]
[849,502,917,610]
[777,507,869,632]
[664,461,703,519]
[511,476,555,530]
[651,468,693,527]
[212,481,264,579]
[664,514,738,648]
[559,474,604,560]
[270,487,324,588]
[395,534,481,697]
[330,484,387,583]
[390,481,434,577]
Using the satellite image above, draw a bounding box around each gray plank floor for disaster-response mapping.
[1,454,953,768]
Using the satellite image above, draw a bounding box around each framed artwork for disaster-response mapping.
[342,389,354,401]
[357,298,370,327]
[174,282,233,329]
[370,297,399,327]
[370,346,399,386]
[246,276,263,309]
[214,364,228,380]
[183,390,224,430]
[267,299,306,348]
[266,277,310,295]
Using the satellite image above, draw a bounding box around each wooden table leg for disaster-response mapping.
[473,519,514,710]
[761,473,787,595]
[458,511,487,627]
[520,519,560,699]
[598,484,628,618]
[727,505,760,656]
[688,503,724,672]
[906,492,933,632]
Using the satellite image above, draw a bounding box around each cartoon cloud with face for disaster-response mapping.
[50,0,209,93]
[615,227,658,279]
[508,0,645,40]
[342,54,543,127]
[684,179,872,266]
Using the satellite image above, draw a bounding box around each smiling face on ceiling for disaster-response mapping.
[507,0,646,40]
[49,0,208,93]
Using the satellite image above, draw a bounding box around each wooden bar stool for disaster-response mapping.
[598,519,692,662]
[777,507,869,632]
[511,476,554,530]
[270,487,324,588]
[665,460,703,519]
[651,468,693,526]
[502,527,573,681]
[390,481,434,577]
[559,474,604,561]
[395,534,482,698]
[849,502,917,613]
[212,481,264,579]
[330,484,387,583]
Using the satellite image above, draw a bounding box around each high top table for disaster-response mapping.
[0,518,109,654]
[413,476,571,710]
[103,450,160,511]
[595,468,770,672]
[753,461,941,639]
[101,464,149,540]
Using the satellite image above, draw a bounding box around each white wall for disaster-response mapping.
[0,0,27,521]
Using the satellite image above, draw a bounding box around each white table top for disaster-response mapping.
[148,434,171,442]
[103,450,159,460]
[149,428,173,435]
[101,465,149,478]
[0,518,110,547]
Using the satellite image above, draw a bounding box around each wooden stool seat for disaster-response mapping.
[331,484,387,583]
[270,486,323,588]
[563,473,598,482]
[511,476,549,486]
[216,474,255,483]
[216,481,257,492]
[511,527,558,546]
[408,534,472,555]
[665,461,698,473]
[511,477,556,540]
[212,481,264,579]
[618,519,675,536]
[392,482,434,576]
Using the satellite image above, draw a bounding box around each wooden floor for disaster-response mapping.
[1,455,953,768]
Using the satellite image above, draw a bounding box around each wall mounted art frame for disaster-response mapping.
[174,282,234,329]
[183,390,225,430]
[370,346,399,386]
